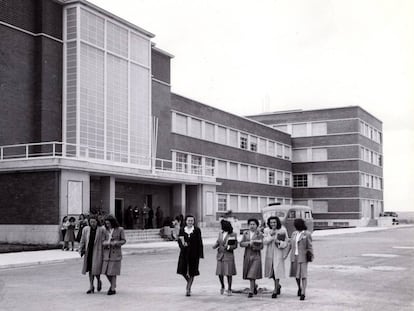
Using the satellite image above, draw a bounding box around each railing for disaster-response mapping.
[0,141,215,177]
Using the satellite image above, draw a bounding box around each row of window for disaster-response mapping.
[172,112,291,160]
[217,193,292,212]
[360,173,383,190]
[360,120,382,144]
[360,147,382,166]
[292,148,327,162]
[293,174,328,188]
[273,122,327,137]
[174,151,292,186]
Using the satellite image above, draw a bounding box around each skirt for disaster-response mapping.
[290,256,308,278]
[102,260,121,276]
[216,259,237,276]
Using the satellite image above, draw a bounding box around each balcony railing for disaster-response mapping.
[0,141,215,177]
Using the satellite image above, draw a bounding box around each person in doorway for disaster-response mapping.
[212,219,237,296]
[240,218,263,298]
[289,218,313,301]
[125,206,134,229]
[102,215,126,295]
[79,215,106,294]
[263,216,290,298]
[148,206,154,229]
[156,206,164,229]
[143,204,149,229]
[177,215,204,296]
[133,206,140,229]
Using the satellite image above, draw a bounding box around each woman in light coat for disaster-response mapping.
[102,215,126,295]
[240,218,263,298]
[212,219,238,296]
[263,216,290,298]
[79,215,106,294]
[290,218,313,301]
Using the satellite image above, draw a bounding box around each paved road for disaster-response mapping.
[0,226,413,311]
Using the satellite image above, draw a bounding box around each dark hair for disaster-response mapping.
[69,216,76,222]
[79,213,85,220]
[294,218,307,231]
[105,215,120,228]
[267,216,282,230]
[220,219,233,233]
[184,215,195,224]
[88,214,98,221]
[62,216,68,222]
[247,218,259,227]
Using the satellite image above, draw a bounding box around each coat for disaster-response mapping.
[102,227,126,276]
[212,231,238,276]
[79,225,106,275]
[289,230,313,263]
[263,226,290,278]
[177,227,204,277]
[240,229,263,280]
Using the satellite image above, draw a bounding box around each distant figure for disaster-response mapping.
[240,218,263,298]
[143,204,150,229]
[177,215,204,296]
[125,206,134,229]
[60,216,68,250]
[148,206,154,229]
[212,219,237,296]
[133,206,140,229]
[289,218,313,301]
[64,217,77,251]
[76,214,88,244]
[171,216,182,240]
[156,206,164,228]
[79,215,106,294]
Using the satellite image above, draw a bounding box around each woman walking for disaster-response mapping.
[240,218,263,298]
[290,218,313,301]
[177,215,204,296]
[79,215,106,294]
[263,216,290,298]
[102,215,126,295]
[212,219,237,296]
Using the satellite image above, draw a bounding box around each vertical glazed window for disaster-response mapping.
[204,122,215,141]
[230,195,238,212]
[240,165,248,181]
[250,136,258,152]
[174,113,187,135]
[205,158,215,176]
[229,129,238,148]
[276,143,283,158]
[292,123,307,137]
[175,152,188,173]
[312,148,327,161]
[191,155,202,174]
[258,138,266,154]
[250,197,259,212]
[268,197,275,204]
[276,171,283,185]
[240,133,248,149]
[259,197,268,210]
[229,162,238,179]
[293,149,307,162]
[190,118,202,138]
[80,9,104,47]
[293,175,308,187]
[284,145,291,160]
[360,121,365,135]
[217,126,227,144]
[217,160,227,178]
[268,141,275,156]
[240,196,248,212]
[250,166,258,182]
[217,194,227,211]
[106,21,128,57]
[130,32,150,66]
[268,170,275,184]
[259,168,267,183]
[311,122,327,136]
[284,172,291,186]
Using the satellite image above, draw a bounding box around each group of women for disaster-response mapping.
[78,214,126,296]
[176,215,313,301]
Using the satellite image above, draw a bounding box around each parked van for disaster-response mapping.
[262,204,314,237]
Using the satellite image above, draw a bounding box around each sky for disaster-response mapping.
[90,0,414,212]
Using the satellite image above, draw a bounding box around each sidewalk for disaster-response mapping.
[0,225,411,270]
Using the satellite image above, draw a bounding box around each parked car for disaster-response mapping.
[380,211,399,225]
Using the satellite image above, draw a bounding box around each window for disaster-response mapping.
[229,162,238,179]
[190,118,202,138]
[312,122,327,136]
[293,175,308,187]
[205,158,215,176]
[250,136,258,152]
[229,130,238,147]
[191,155,202,174]
[268,170,275,184]
[292,123,307,137]
[293,149,307,162]
[284,145,291,160]
[288,210,296,219]
[379,155,382,166]
[259,197,268,210]
[204,122,215,141]
[259,168,267,183]
[284,172,291,186]
[240,196,248,212]
[217,160,227,178]
[230,195,238,211]
[276,143,283,158]
[313,200,328,213]
[175,152,187,173]
[240,133,248,149]
[217,126,227,144]
[312,174,328,187]
[258,138,266,154]
[174,113,187,135]
[218,194,227,211]
[240,165,248,181]
[277,171,283,185]
[250,197,259,212]
[268,141,275,156]
[250,166,258,182]
[312,148,327,161]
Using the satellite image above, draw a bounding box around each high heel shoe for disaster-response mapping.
[220,288,225,295]
[300,294,305,301]
[107,289,116,295]
[248,292,253,298]
[86,287,94,294]
[97,280,102,292]
[271,292,278,299]
[186,290,191,296]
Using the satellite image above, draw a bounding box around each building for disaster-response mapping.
[0,0,383,243]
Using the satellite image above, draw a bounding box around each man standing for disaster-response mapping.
[156,206,164,228]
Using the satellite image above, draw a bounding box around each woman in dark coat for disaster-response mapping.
[289,218,313,301]
[79,215,106,294]
[177,215,204,296]
[212,219,237,296]
[102,215,126,295]
[240,218,263,298]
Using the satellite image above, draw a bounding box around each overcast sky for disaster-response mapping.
[90,0,414,212]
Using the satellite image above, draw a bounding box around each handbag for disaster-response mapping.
[306,250,314,262]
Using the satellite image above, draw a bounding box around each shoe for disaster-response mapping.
[271,293,277,299]
[186,290,191,296]
[277,284,281,295]
[220,288,225,295]
[86,287,94,294]
[107,289,116,295]
[300,294,305,301]
[97,280,102,292]
[227,289,232,296]
[248,292,253,298]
